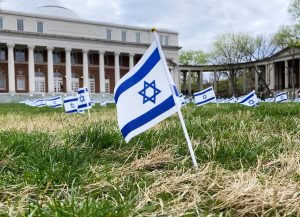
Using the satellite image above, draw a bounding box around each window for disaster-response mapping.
[16,69,25,90]
[0,48,5,61]
[0,17,3,29]
[121,31,127,42]
[35,71,45,93]
[88,54,94,65]
[37,21,43,33]
[34,50,44,63]
[71,53,79,65]
[54,72,63,93]
[136,32,141,43]
[17,19,24,31]
[106,29,112,40]
[105,77,110,93]
[71,72,79,92]
[0,69,6,90]
[89,73,95,93]
[53,51,61,64]
[159,35,164,45]
[165,36,169,46]
[15,49,25,62]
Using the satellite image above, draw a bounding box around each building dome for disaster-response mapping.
[34,5,80,19]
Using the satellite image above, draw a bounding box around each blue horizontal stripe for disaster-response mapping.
[277,99,287,103]
[114,48,160,103]
[51,104,62,108]
[48,97,61,101]
[196,97,215,105]
[240,93,254,104]
[78,104,89,109]
[64,98,78,103]
[193,87,213,97]
[121,95,175,139]
[66,109,77,114]
[276,92,286,97]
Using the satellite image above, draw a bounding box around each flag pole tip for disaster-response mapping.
[151,27,157,32]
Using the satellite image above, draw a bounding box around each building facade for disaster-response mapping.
[0,6,180,96]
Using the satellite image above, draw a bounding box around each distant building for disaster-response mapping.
[0,6,180,96]
[179,47,300,97]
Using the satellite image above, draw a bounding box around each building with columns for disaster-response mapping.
[0,6,180,97]
[179,47,300,97]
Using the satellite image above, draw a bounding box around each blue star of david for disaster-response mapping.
[248,99,255,105]
[70,103,75,109]
[138,80,161,104]
[203,94,207,100]
[79,95,85,103]
[53,101,56,105]
[280,95,284,99]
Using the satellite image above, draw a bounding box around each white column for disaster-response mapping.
[114,52,120,85]
[269,63,275,90]
[65,48,72,93]
[255,67,259,91]
[129,53,134,69]
[28,45,35,93]
[47,46,54,93]
[285,60,289,89]
[175,66,180,92]
[188,70,192,95]
[198,71,203,91]
[7,43,15,93]
[99,50,105,93]
[83,49,89,88]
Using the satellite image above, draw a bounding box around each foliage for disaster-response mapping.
[178,50,208,65]
[288,0,300,22]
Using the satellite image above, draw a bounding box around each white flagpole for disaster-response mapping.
[152,28,198,169]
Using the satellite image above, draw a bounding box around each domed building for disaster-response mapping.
[0,5,180,101]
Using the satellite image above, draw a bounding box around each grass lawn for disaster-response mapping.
[1,103,300,216]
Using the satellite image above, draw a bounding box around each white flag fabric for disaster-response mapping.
[45,96,63,108]
[34,99,46,107]
[63,96,78,114]
[193,86,216,106]
[275,92,288,103]
[294,98,300,102]
[228,96,237,103]
[238,90,259,107]
[114,40,178,142]
[264,98,274,102]
[77,87,91,111]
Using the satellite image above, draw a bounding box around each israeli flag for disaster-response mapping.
[238,90,259,107]
[228,96,237,103]
[34,99,46,107]
[275,92,288,103]
[193,87,216,106]
[77,87,91,111]
[294,98,300,102]
[264,98,274,102]
[114,40,178,142]
[45,96,63,108]
[63,96,78,114]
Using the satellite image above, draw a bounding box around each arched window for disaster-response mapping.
[54,71,63,93]
[0,69,6,90]
[71,72,79,92]
[35,71,45,93]
[89,73,95,93]
[105,75,110,93]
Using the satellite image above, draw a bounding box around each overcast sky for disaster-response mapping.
[0,0,292,52]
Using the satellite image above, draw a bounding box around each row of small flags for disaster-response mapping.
[20,87,109,114]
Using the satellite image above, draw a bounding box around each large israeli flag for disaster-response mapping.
[275,92,288,103]
[33,99,46,107]
[193,86,216,106]
[238,90,259,107]
[45,96,63,108]
[63,96,78,114]
[77,87,91,111]
[114,41,178,142]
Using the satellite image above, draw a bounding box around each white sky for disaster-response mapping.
[0,0,292,52]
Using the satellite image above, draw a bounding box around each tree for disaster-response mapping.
[178,50,208,65]
[210,32,254,96]
[289,0,300,22]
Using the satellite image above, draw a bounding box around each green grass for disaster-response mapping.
[1,103,300,216]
